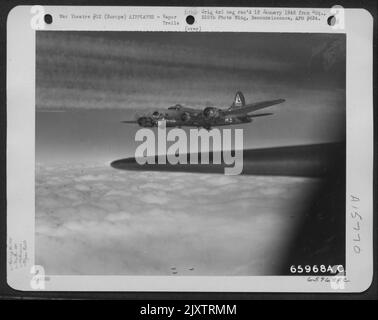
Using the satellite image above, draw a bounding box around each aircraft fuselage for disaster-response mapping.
[123,91,284,130]
[137,106,252,129]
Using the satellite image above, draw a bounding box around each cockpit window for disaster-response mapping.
[168,104,183,110]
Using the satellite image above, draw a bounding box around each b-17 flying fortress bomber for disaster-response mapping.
[122,91,285,130]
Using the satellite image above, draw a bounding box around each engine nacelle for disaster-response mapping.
[203,107,221,120]
[151,111,161,119]
[137,116,154,127]
[181,112,191,122]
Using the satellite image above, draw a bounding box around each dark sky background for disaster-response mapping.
[36,31,346,163]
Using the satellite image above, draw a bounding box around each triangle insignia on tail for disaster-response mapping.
[231,91,246,109]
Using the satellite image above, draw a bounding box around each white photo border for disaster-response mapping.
[6,6,374,292]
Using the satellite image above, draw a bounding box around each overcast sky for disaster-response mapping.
[36,31,346,162]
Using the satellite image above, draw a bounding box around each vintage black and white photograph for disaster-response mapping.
[5,5,374,293]
[34,31,346,276]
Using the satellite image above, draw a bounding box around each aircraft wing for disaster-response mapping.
[225,99,285,115]
[121,120,138,124]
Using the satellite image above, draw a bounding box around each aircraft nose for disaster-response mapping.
[137,116,154,127]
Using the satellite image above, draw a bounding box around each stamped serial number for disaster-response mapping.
[290,264,344,274]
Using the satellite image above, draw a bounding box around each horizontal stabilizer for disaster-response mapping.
[226,98,285,115]
[246,99,285,112]
[248,112,274,118]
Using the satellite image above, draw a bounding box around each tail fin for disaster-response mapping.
[231,91,245,109]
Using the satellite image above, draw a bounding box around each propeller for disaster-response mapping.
[121,111,148,125]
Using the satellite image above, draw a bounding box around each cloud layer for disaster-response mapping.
[36,163,320,275]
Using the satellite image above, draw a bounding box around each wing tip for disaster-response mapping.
[121,120,138,124]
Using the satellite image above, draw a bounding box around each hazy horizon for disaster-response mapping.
[36,31,345,163]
